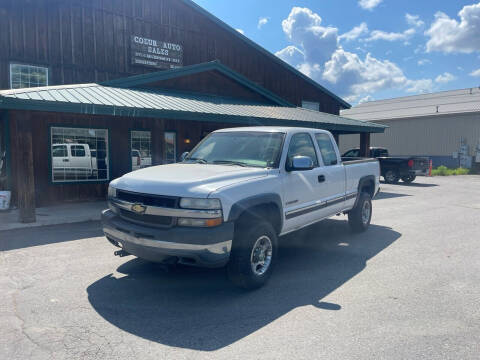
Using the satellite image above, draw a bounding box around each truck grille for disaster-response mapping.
[116,190,178,208]
[118,208,174,228]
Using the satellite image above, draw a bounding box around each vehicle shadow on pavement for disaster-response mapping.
[0,221,104,251]
[374,191,411,200]
[87,219,401,351]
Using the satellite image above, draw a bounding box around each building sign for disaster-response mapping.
[131,36,183,69]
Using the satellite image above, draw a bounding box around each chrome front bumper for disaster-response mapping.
[102,209,233,268]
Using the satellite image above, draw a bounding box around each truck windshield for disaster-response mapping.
[185,132,285,168]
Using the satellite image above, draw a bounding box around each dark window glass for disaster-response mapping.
[287,133,319,168]
[343,149,360,157]
[315,133,338,166]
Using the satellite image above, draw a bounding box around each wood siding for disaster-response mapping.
[0,0,343,113]
[8,110,236,207]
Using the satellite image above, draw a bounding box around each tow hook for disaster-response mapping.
[114,250,131,258]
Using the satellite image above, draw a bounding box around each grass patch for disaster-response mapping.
[431,165,470,176]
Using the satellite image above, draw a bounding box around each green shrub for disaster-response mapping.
[431,166,470,176]
[453,167,470,175]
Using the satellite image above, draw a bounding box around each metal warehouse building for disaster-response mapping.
[0,0,385,223]
[340,88,480,169]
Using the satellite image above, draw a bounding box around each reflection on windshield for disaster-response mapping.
[185,132,285,168]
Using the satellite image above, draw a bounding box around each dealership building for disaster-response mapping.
[340,88,480,170]
[0,0,385,222]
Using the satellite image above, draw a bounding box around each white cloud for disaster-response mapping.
[358,0,383,11]
[406,13,425,28]
[276,6,433,102]
[358,95,375,104]
[405,79,433,93]
[426,2,480,54]
[470,68,480,77]
[339,22,369,42]
[365,28,415,42]
[417,59,431,66]
[275,45,305,67]
[258,17,269,29]
[435,72,457,84]
[281,7,339,65]
[236,29,244,35]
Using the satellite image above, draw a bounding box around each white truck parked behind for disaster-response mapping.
[103,127,380,289]
[52,143,97,178]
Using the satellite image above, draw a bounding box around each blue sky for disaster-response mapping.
[193,0,480,104]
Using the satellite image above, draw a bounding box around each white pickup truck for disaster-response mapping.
[103,127,380,289]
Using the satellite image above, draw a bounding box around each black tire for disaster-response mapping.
[348,192,372,233]
[401,174,416,183]
[227,219,278,290]
[384,170,400,184]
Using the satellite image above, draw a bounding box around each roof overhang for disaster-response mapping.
[0,84,386,134]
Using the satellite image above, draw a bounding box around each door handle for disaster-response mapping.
[318,175,325,183]
[63,159,70,162]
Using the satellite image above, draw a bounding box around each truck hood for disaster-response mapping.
[111,163,268,198]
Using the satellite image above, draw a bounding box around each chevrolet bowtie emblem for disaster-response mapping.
[131,203,147,214]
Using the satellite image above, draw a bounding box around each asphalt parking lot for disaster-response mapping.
[1,175,479,359]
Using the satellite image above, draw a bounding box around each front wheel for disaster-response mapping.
[348,192,372,233]
[227,220,278,290]
[401,174,416,183]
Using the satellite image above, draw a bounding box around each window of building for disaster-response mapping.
[287,133,319,169]
[10,63,48,89]
[315,133,338,166]
[301,101,320,112]
[131,130,152,170]
[163,132,176,164]
[51,127,109,182]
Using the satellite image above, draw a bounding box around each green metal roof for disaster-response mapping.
[180,0,351,110]
[102,61,293,107]
[0,84,386,133]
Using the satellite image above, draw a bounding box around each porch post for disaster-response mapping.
[360,132,371,157]
[13,111,36,223]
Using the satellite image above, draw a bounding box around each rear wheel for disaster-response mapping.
[348,192,372,233]
[227,219,277,290]
[384,170,400,184]
[401,174,416,183]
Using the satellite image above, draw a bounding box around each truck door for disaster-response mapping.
[69,144,90,179]
[282,133,330,232]
[314,133,346,215]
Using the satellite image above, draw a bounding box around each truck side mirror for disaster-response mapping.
[289,156,314,171]
[180,152,189,162]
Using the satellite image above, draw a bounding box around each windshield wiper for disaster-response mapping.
[187,157,208,164]
[212,160,248,167]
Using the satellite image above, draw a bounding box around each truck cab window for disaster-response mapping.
[343,149,359,157]
[315,133,338,166]
[287,133,319,168]
[52,145,68,157]
[70,145,86,157]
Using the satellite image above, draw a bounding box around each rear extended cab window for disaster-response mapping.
[315,133,338,166]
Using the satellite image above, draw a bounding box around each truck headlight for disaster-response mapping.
[178,217,223,228]
[108,186,117,199]
[179,198,221,210]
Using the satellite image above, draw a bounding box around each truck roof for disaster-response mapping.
[214,126,331,134]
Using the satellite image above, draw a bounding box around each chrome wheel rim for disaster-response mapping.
[250,235,273,276]
[362,200,371,225]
